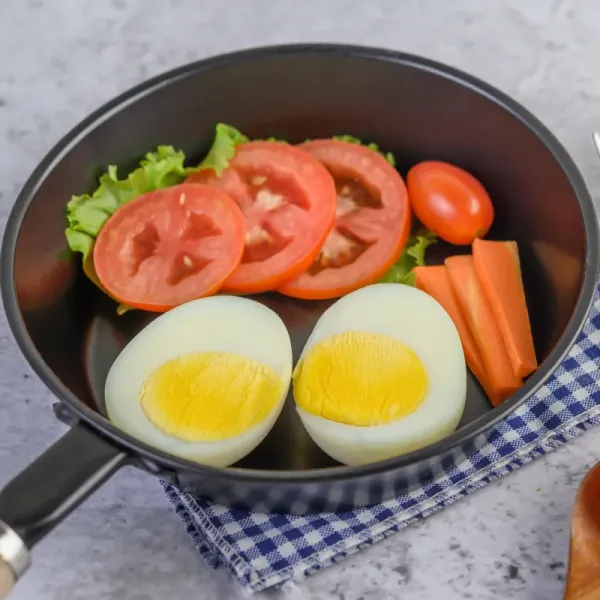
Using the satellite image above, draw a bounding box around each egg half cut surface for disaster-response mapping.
[293,283,467,466]
[105,296,292,467]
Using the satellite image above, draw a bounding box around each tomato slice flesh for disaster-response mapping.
[93,183,245,312]
[278,140,411,300]
[187,141,337,294]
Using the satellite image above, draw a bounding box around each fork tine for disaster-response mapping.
[593,132,600,157]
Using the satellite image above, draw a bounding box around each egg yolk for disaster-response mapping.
[293,332,428,426]
[140,352,283,441]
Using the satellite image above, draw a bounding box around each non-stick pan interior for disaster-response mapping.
[7,46,588,471]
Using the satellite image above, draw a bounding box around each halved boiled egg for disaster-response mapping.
[293,283,467,466]
[105,296,292,467]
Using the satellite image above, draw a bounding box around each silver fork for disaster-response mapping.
[593,132,600,156]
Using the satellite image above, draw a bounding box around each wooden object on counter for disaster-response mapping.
[564,462,600,599]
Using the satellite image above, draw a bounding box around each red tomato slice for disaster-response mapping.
[277,140,411,300]
[93,183,245,312]
[187,141,337,294]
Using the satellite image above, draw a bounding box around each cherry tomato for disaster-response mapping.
[277,140,411,300]
[407,161,494,245]
[187,141,337,294]
[93,183,245,312]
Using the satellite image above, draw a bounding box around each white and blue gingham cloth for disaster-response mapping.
[162,283,600,593]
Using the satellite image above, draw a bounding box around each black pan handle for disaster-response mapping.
[0,423,127,594]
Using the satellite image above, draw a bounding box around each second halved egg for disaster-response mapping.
[292,283,467,466]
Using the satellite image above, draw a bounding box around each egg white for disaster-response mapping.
[295,283,467,466]
[105,296,292,467]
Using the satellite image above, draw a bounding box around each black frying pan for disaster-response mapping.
[0,44,598,595]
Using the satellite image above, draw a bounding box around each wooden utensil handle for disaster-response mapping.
[0,559,14,598]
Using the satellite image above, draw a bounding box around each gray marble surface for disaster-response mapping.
[1,0,600,598]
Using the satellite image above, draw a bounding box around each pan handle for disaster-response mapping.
[0,423,127,595]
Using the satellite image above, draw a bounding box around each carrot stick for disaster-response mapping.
[445,255,521,406]
[472,239,537,379]
[414,265,501,405]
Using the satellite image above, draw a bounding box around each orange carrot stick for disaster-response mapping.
[414,265,500,405]
[472,239,537,379]
[445,255,521,406]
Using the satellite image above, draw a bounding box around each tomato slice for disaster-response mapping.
[93,183,245,312]
[187,141,337,294]
[277,140,411,300]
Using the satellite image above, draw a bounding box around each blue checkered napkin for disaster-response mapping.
[162,284,600,593]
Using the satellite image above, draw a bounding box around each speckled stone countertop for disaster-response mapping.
[1,1,600,598]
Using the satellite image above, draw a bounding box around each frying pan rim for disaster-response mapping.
[1,42,598,485]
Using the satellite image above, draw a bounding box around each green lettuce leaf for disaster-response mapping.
[331,134,396,167]
[379,229,437,286]
[260,136,287,143]
[198,123,248,176]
